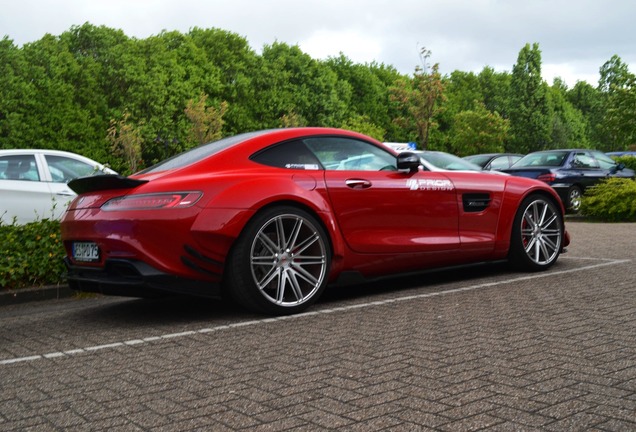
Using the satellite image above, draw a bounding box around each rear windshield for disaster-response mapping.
[139,130,269,174]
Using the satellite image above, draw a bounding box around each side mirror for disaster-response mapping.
[397,152,420,172]
[610,163,625,174]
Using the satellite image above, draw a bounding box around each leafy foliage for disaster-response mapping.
[449,102,509,156]
[390,48,445,149]
[184,92,228,146]
[581,178,636,222]
[509,43,552,153]
[3,25,636,171]
[614,155,636,171]
[107,111,144,174]
[0,220,66,290]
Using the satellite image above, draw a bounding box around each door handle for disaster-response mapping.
[345,179,372,189]
[56,190,76,197]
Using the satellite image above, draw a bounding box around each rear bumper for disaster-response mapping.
[64,258,220,299]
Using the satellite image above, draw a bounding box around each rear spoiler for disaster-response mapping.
[68,174,149,195]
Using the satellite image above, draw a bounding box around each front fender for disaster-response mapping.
[496,179,566,255]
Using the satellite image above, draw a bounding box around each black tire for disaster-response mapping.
[566,186,582,213]
[224,206,331,315]
[508,194,564,271]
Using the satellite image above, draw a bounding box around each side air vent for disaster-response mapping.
[463,193,491,213]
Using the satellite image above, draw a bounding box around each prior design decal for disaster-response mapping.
[406,178,454,191]
[285,163,320,170]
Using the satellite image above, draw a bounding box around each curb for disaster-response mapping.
[0,285,75,307]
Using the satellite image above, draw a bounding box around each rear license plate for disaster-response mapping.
[72,242,100,263]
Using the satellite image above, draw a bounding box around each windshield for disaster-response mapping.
[463,155,492,168]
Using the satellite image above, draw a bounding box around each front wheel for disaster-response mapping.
[224,206,331,315]
[509,195,564,271]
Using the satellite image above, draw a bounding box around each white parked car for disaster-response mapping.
[0,149,116,225]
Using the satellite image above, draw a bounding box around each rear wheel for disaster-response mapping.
[509,194,563,271]
[225,206,331,315]
[566,186,582,213]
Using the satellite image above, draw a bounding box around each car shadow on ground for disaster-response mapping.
[318,261,513,305]
[68,259,577,327]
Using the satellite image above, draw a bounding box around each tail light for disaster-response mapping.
[101,192,202,211]
[537,173,556,183]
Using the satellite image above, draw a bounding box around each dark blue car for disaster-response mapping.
[502,149,635,212]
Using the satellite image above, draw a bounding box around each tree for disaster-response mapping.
[188,27,259,133]
[389,48,445,149]
[0,37,33,149]
[341,114,386,141]
[253,42,348,128]
[279,111,306,128]
[547,79,590,148]
[509,43,552,152]
[184,92,228,146]
[596,55,636,150]
[107,111,143,174]
[567,81,603,148]
[326,54,394,136]
[450,102,509,156]
[477,67,511,120]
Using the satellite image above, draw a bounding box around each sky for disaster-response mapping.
[1,0,635,88]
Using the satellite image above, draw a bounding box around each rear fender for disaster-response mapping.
[190,174,348,274]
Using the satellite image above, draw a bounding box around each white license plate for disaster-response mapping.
[72,242,100,263]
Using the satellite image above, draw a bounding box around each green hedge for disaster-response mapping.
[612,155,636,172]
[0,220,66,290]
[581,178,636,222]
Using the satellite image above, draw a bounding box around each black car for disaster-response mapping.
[502,149,635,212]
[463,153,524,171]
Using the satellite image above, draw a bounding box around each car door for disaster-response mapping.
[592,150,633,179]
[0,154,56,224]
[569,151,604,190]
[40,153,94,218]
[305,137,460,254]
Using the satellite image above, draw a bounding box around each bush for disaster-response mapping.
[0,219,66,290]
[580,178,636,222]
[612,155,636,172]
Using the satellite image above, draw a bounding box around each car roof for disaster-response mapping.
[0,149,92,158]
[466,153,522,157]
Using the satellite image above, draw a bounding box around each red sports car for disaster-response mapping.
[61,128,570,315]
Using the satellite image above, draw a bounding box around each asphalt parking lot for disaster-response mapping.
[1,220,635,431]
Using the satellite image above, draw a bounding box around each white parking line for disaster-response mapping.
[1,257,629,366]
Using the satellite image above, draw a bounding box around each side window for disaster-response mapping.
[44,155,99,182]
[509,155,522,166]
[250,140,322,170]
[573,152,598,169]
[591,151,618,170]
[489,156,510,170]
[304,137,396,171]
[0,155,40,181]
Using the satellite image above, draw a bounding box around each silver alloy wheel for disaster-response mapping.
[249,213,328,307]
[520,199,562,266]
[568,187,582,212]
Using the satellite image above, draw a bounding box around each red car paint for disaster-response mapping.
[61,128,569,314]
